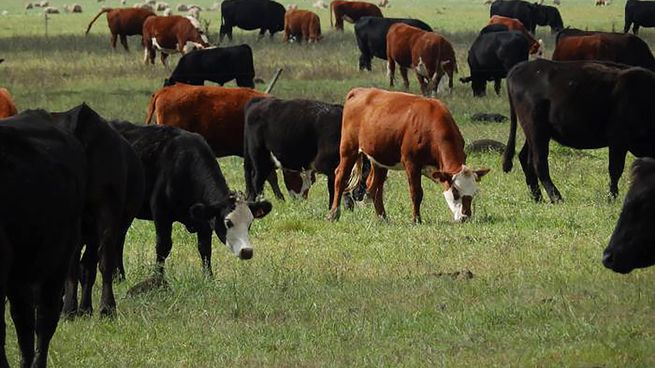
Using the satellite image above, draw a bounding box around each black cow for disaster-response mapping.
[460,25,530,97]
[164,44,255,88]
[490,0,563,34]
[503,59,655,203]
[354,16,433,71]
[624,0,655,35]
[51,104,144,318]
[0,110,86,368]
[219,0,285,43]
[603,158,655,273]
[108,120,272,281]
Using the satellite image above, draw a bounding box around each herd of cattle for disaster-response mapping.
[2,0,655,366]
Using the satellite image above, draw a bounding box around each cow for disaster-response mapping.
[0,110,86,368]
[502,58,655,203]
[142,15,210,67]
[603,158,655,274]
[354,16,432,71]
[553,29,655,71]
[624,0,655,35]
[330,0,383,31]
[327,88,490,224]
[490,0,564,34]
[108,120,272,279]
[284,8,321,43]
[85,7,155,51]
[219,0,286,43]
[460,25,530,97]
[488,15,543,55]
[163,44,255,87]
[49,104,144,318]
[0,88,17,119]
[386,23,457,96]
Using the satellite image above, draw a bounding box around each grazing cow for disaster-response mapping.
[460,25,530,96]
[603,158,655,273]
[108,120,272,278]
[330,0,383,31]
[142,15,210,66]
[354,16,432,71]
[328,88,490,223]
[85,7,155,51]
[502,58,655,202]
[490,0,564,33]
[0,110,85,368]
[553,29,655,71]
[51,104,144,318]
[284,8,321,43]
[0,88,17,118]
[219,0,286,43]
[386,23,457,96]
[625,0,655,35]
[164,44,255,87]
[488,15,543,55]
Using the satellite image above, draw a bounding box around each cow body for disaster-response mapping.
[142,15,210,67]
[0,88,17,118]
[0,110,86,368]
[330,1,383,31]
[624,0,655,35]
[488,15,543,55]
[284,8,321,43]
[355,16,432,71]
[386,23,457,96]
[328,88,489,223]
[164,44,255,87]
[490,0,563,33]
[219,0,286,42]
[502,59,655,202]
[85,7,155,51]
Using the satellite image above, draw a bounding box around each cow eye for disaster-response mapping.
[225,219,234,229]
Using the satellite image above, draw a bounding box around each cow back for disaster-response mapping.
[108,8,155,35]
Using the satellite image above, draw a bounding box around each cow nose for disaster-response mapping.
[239,248,253,260]
[602,251,615,269]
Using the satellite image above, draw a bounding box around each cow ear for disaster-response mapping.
[189,203,210,221]
[474,168,491,182]
[432,171,453,183]
[249,200,272,219]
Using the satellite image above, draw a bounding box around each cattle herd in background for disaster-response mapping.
[3,0,655,366]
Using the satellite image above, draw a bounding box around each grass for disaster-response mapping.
[2,0,655,366]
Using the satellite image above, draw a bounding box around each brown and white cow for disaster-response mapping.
[0,88,17,119]
[328,88,490,223]
[284,7,322,43]
[85,7,155,51]
[386,23,457,96]
[142,15,210,66]
[488,15,543,56]
[330,0,382,31]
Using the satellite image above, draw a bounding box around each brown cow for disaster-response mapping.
[330,0,382,31]
[488,15,543,56]
[386,23,457,96]
[142,15,210,67]
[328,88,490,223]
[0,88,17,119]
[85,7,155,51]
[284,8,322,43]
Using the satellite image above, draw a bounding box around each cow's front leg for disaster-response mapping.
[399,67,410,90]
[197,224,213,277]
[608,145,627,200]
[404,163,423,224]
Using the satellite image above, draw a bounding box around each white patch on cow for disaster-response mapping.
[270,152,282,168]
[415,57,428,77]
[443,188,462,221]
[200,34,209,44]
[343,15,354,23]
[185,15,202,30]
[363,152,403,170]
[288,170,315,199]
[152,37,178,54]
[143,47,149,64]
[224,200,255,258]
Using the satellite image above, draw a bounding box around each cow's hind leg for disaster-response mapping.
[8,283,35,367]
[633,24,640,35]
[110,33,118,50]
[328,150,360,221]
[387,59,396,87]
[608,146,627,200]
[368,165,389,220]
[529,124,562,203]
[518,142,543,202]
[62,246,81,318]
[494,78,502,95]
[119,34,129,52]
[33,265,68,368]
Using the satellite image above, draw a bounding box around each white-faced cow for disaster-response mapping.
[142,15,210,67]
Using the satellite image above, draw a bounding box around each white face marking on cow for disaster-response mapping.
[442,167,480,222]
[415,56,428,77]
[288,170,315,199]
[224,200,255,259]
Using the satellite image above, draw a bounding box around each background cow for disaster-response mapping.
[142,15,210,67]
[0,88,17,118]
[330,0,383,31]
[219,0,286,42]
[488,15,543,55]
[624,0,655,35]
[284,7,322,43]
[490,0,564,33]
[85,7,155,51]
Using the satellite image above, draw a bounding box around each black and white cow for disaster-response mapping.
[219,0,286,42]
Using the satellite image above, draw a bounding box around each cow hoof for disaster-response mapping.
[326,208,340,221]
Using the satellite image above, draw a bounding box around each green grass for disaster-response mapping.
[2,0,655,366]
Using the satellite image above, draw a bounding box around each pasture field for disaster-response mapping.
[2,0,655,366]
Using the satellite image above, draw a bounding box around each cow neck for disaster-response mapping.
[435,138,466,175]
[191,155,231,206]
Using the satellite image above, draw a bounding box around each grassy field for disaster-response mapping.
[2,0,655,366]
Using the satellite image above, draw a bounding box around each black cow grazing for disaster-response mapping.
[108,120,272,281]
[502,59,655,203]
[219,0,286,43]
[354,16,433,71]
[490,0,564,34]
[625,0,655,35]
[51,104,145,318]
[164,44,255,88]
[0,110,86,368]
[603,158,655,273]
[460,25,530,97]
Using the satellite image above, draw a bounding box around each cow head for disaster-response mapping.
[190,192,272,260]
[185,15,211,48]
[283,169,316,199]
[432,166,490,223]
[603,158,655,273]
[530,39,545,58]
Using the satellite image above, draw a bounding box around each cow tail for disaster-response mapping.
[502,86,518,173]
[344,153,363,194]
[85,8,111,35]
[144,93,157,125]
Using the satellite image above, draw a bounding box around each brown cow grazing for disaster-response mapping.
[142,15,210,67]
[488,15,543,56]
[386,23,457,96]
[328,88,490,223]
[0,88,17,119]
[85,7,155,51]
[284,7,322,43]
[330,0,382,31]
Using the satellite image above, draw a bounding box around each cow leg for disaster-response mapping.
[258,28,266,41]
[404,162,423,224]
[8,284,35,368]
[368,165,388,220]
[161,53,170,68]
[33,265,67,368]
[518,142,542,202]
[119,34,129,52]
[400,67,410,90]
[623,19,632,33]
[266,171,285,200]
[196,224,213,277]
[79,238,98,316]
[97,220,121,317]
[632,24,640,35]
[154,218,173,277]
[387,59,396,87]
[530,133,562,203]
[329,152,359,221]
[110,33,118,50]
[608,146,627,200]
[327,174,336,210]
[416,73,428,96]
[113,219,133,281]
[62,246,81,318]
[0,230,9,368]
[494,78,502,95]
